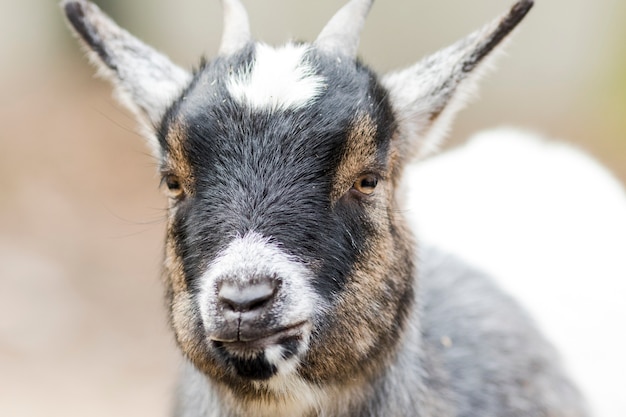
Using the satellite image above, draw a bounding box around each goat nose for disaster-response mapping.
[218,280,276,313]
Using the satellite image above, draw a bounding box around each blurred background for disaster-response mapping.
[0,0,624,416]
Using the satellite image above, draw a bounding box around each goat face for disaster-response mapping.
[63,0,533,402]
[159,45,415,390]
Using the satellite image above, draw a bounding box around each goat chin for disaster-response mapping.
[404,127,626,417]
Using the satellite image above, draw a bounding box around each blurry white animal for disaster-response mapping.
[405,128,626,417]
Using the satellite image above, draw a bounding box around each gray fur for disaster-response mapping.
[383,0,533,158]
[418,247,588,417]
[61,0,191,154]
[173,246,588,417]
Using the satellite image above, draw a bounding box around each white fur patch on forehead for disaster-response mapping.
[227,43,326,111]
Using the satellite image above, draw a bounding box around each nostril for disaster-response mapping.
[218,280,276,313]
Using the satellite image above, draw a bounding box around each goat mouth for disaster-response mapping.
[210,321,308,351]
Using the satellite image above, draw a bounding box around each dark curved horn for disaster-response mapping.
[218,0,251,55]
[315,0,374,57]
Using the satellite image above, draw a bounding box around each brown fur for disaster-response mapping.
[163,119,195,197]
[302,113,416,384]
[330,114,380,202]
[160,120,226,383]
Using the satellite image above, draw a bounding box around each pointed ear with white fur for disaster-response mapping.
[382,0,533,159]
[62,1,191,144]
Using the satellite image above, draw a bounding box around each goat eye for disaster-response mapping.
[162,174,184,198]
[352,174,378,195]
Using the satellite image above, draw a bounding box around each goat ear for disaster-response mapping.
[62,1,191,137]
[382,0,533,159]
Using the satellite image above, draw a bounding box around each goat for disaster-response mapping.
[62,1,590,416]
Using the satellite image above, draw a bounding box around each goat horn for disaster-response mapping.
[315,0,374,57]
[218,0,251,56]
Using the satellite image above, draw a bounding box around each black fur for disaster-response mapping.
[64,2,116,69]
[463,0,534,73]
[214,342,278,380]
[159,45,396,302]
